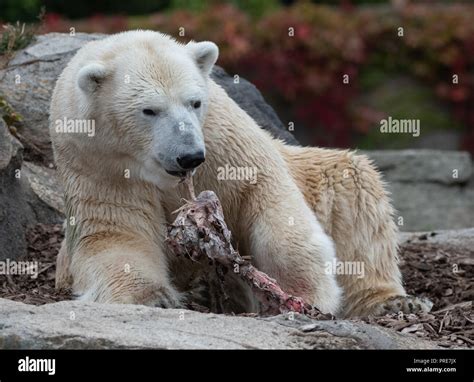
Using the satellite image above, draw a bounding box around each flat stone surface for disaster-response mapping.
[10,33,104,65]
[0,299,437,350]
[386,182,474,231]
[399,228,474,256]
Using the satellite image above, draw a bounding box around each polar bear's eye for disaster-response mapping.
[193,100,201,109]
[143,109,157,116]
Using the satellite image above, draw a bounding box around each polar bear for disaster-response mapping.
[50,30,431,318]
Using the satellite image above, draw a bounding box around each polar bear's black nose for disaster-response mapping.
[177,151,205,170]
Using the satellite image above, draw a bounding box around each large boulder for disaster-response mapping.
[0,119,61,261]
[365,150,474,231]
[0,298,437,349]
[0,33,105,165]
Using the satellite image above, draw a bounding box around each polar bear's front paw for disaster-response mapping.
[146,283,183,309]
[375,295,433,316]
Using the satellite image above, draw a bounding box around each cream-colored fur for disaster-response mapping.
[50,31,431,317]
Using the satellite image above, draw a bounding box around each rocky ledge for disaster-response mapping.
[0,298,438,350]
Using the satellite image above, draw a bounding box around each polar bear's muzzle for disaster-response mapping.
[165,151,205,177]
[150,112,206,178]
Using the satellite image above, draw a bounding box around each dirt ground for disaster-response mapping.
[0,223,472,348]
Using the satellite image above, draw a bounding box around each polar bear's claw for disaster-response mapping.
[375,295,433,316]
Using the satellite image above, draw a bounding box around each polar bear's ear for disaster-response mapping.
[187,41,219,75]
[77,63,109,94]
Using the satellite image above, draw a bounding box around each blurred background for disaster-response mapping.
[1,0,473,153]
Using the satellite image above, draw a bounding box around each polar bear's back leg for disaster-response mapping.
[282,146,432,317]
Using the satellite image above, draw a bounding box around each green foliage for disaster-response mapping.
[0,21,37,56]
[169,0,210,13]
[230,0,279,18]
[169,0,279,18]
[1,0,171,22]
[356,72,462,149]
[0,0,41,22]
[313,0,390,4]
[0,95,23,128]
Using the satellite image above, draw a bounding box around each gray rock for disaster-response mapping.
[365,149,472,184]
[0,119,26,261]
[0,33,296,165]
[22,161,64,214]
[363,150,474,231]
[399,228,474,256]
[210,66,298,145]
[0,33,105,165]
[0,298,437,349]
[0,119,62,261]
[387,182,474,231]
[9,33,104,66]
[0,115,22,169]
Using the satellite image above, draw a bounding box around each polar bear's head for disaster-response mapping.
[74,31,218,187]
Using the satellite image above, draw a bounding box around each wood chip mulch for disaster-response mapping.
[0,224,70,305]
[0,224,472,348]
[365,302,473,348]
[365,238,473,348]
